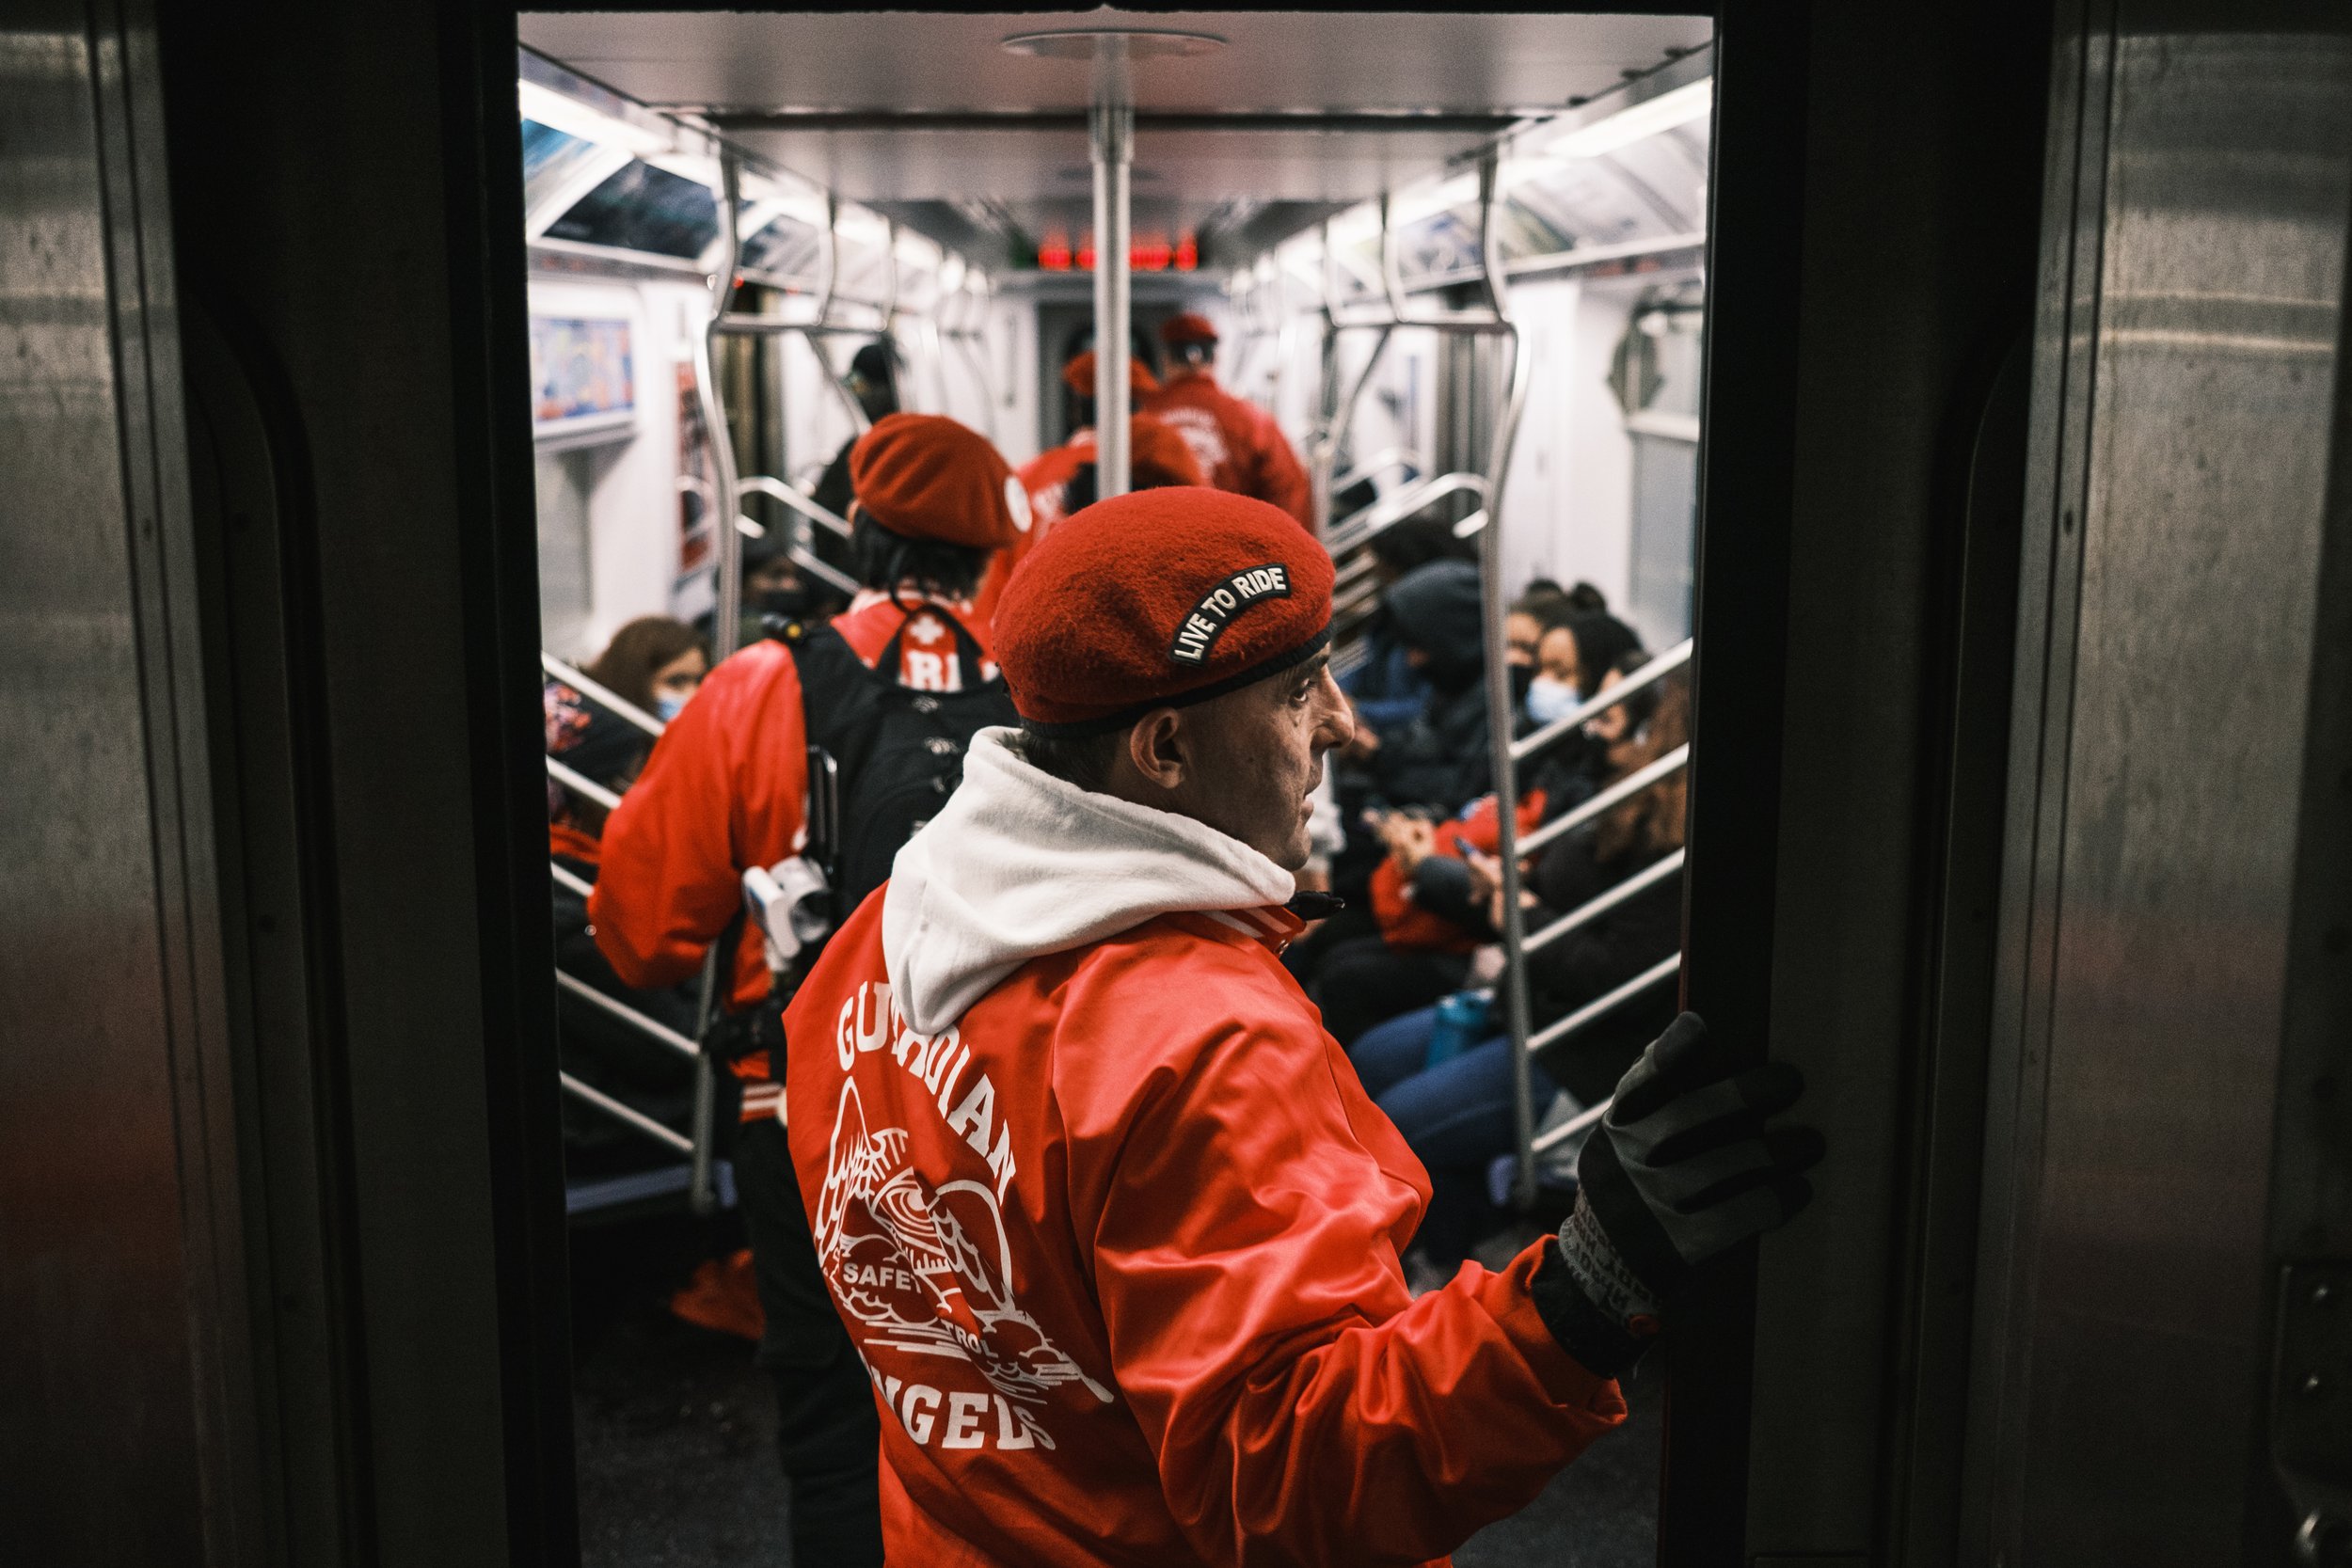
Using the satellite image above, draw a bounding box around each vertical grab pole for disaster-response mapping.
[1469,149,1540,1209]
[1090,36,1134,498]
[688,148,746,1216]
[1309,221,1343,533]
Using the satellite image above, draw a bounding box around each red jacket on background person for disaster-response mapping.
[588,590,996,1120]
[973,415,1205,622]
[783,729,1626,1567]
[1144,370,1315,533]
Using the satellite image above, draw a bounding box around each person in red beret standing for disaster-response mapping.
[781,487,1824,1565]
[592,413,1028,1568]
[1143,311,1316,532]
[972,349,1204,620]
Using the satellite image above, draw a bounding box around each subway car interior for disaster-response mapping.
[8,3,2352,1567]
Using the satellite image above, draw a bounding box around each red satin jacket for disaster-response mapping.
[1143,372,1315,533]
[589,594,993,1117]
[782,894,1627,1567]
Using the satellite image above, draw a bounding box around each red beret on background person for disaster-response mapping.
[846,410,1026,550]
[968,389,1204,621]
[591,407,1028,1568]
[1060,347,1161,401]
[1143,309,1317,532]
[780,482,1822,1565]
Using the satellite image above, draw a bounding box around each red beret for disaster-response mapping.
[849,413,1026,550]
[1130,415,1205,490]
[1159,311,1219,346]
[1061,350,1160,399]
[995,488,1332,732]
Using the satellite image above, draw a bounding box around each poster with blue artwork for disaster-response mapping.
[531,316,635,439]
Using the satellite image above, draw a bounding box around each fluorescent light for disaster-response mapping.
[516,79,672,158]
[1390,171,1480,230]
[1545,77,1712,161]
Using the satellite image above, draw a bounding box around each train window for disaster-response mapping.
[544,159,723,259]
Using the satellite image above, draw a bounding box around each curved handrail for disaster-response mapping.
[542,652,666,738]
[1521,847,1685,957]
[547,754,622,812]
[1511,641,1692,765]
[1324,469,1489,557]
[561,1072,692,1154]
[1525,952,1682,1056]
[1517,745,1691,860]
[739,473,852,539]
[1328,447,1424,498]
[555,970,700,1060]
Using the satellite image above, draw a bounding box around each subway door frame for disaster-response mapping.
[158,1,575,1561]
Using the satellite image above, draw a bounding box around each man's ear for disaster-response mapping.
[1125,708,1187,791]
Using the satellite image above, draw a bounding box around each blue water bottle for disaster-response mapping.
[1423,990,1492,1071]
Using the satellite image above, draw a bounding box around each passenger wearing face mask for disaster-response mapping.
[580,614,711,725]
[1311,607,1642,1044]
[1348,657,1689,1275]
[543,621,709,1176]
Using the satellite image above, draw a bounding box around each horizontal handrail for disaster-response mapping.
[1531,1095,1613,1156]
[1325,469,1490,557]
[543,652,665,738]
[1520,848,1686,957]
[1517,746,1692,860]
[1525,952,1681,1055]
[793,544,860,597]
[561,1071,692,1154]
[714,311,889,338]
[555,970,700,1060]
[1452,507,1488,539]
[1511,641,1692,765]
[548,754,622,812]
[1328,447,1423,497]
[740,473,853,540]
[549,859,596,901]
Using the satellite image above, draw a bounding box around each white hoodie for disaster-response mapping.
[881,727,1296,1034]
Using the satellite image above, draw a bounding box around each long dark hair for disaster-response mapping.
[583,616,708,713]
[1592,661,1689,864]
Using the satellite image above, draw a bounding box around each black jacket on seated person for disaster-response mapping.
[1369,559,1493,814]
[1520,823,1684,1106]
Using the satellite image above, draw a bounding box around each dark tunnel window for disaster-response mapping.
[544,160,722,260]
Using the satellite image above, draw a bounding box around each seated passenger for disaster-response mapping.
[1339,515,1478,737]
[1349,658,1692,1274]
[581,613,709,722]
[594,413,1027,1568]
[1313,610,1645,1045]
[1354,556,1491,815]
[543,657,703,1177]
[779,488,1818,1564]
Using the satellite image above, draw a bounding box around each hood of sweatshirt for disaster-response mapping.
[880,727,1296,1033]
[1382,558,1485,689]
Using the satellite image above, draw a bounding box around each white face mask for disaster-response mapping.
[1525,674,1581,725]
[656,691,690,722]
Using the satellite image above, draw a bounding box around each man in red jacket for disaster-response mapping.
[593,412,1025,1568]
[783,488,1823,1565]
[1143,311,1315,531]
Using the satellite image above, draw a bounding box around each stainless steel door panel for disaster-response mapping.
[1973,13,2352,1563]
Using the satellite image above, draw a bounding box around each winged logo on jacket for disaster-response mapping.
[816,1081,1115,1428]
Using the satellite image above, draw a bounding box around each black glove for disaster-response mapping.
[702,997,786,1065]
[1544,1012,1822,1363]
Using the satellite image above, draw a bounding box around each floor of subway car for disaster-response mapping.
[569,1216,1662,1565]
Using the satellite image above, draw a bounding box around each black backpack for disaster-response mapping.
[780,608,1016,922]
